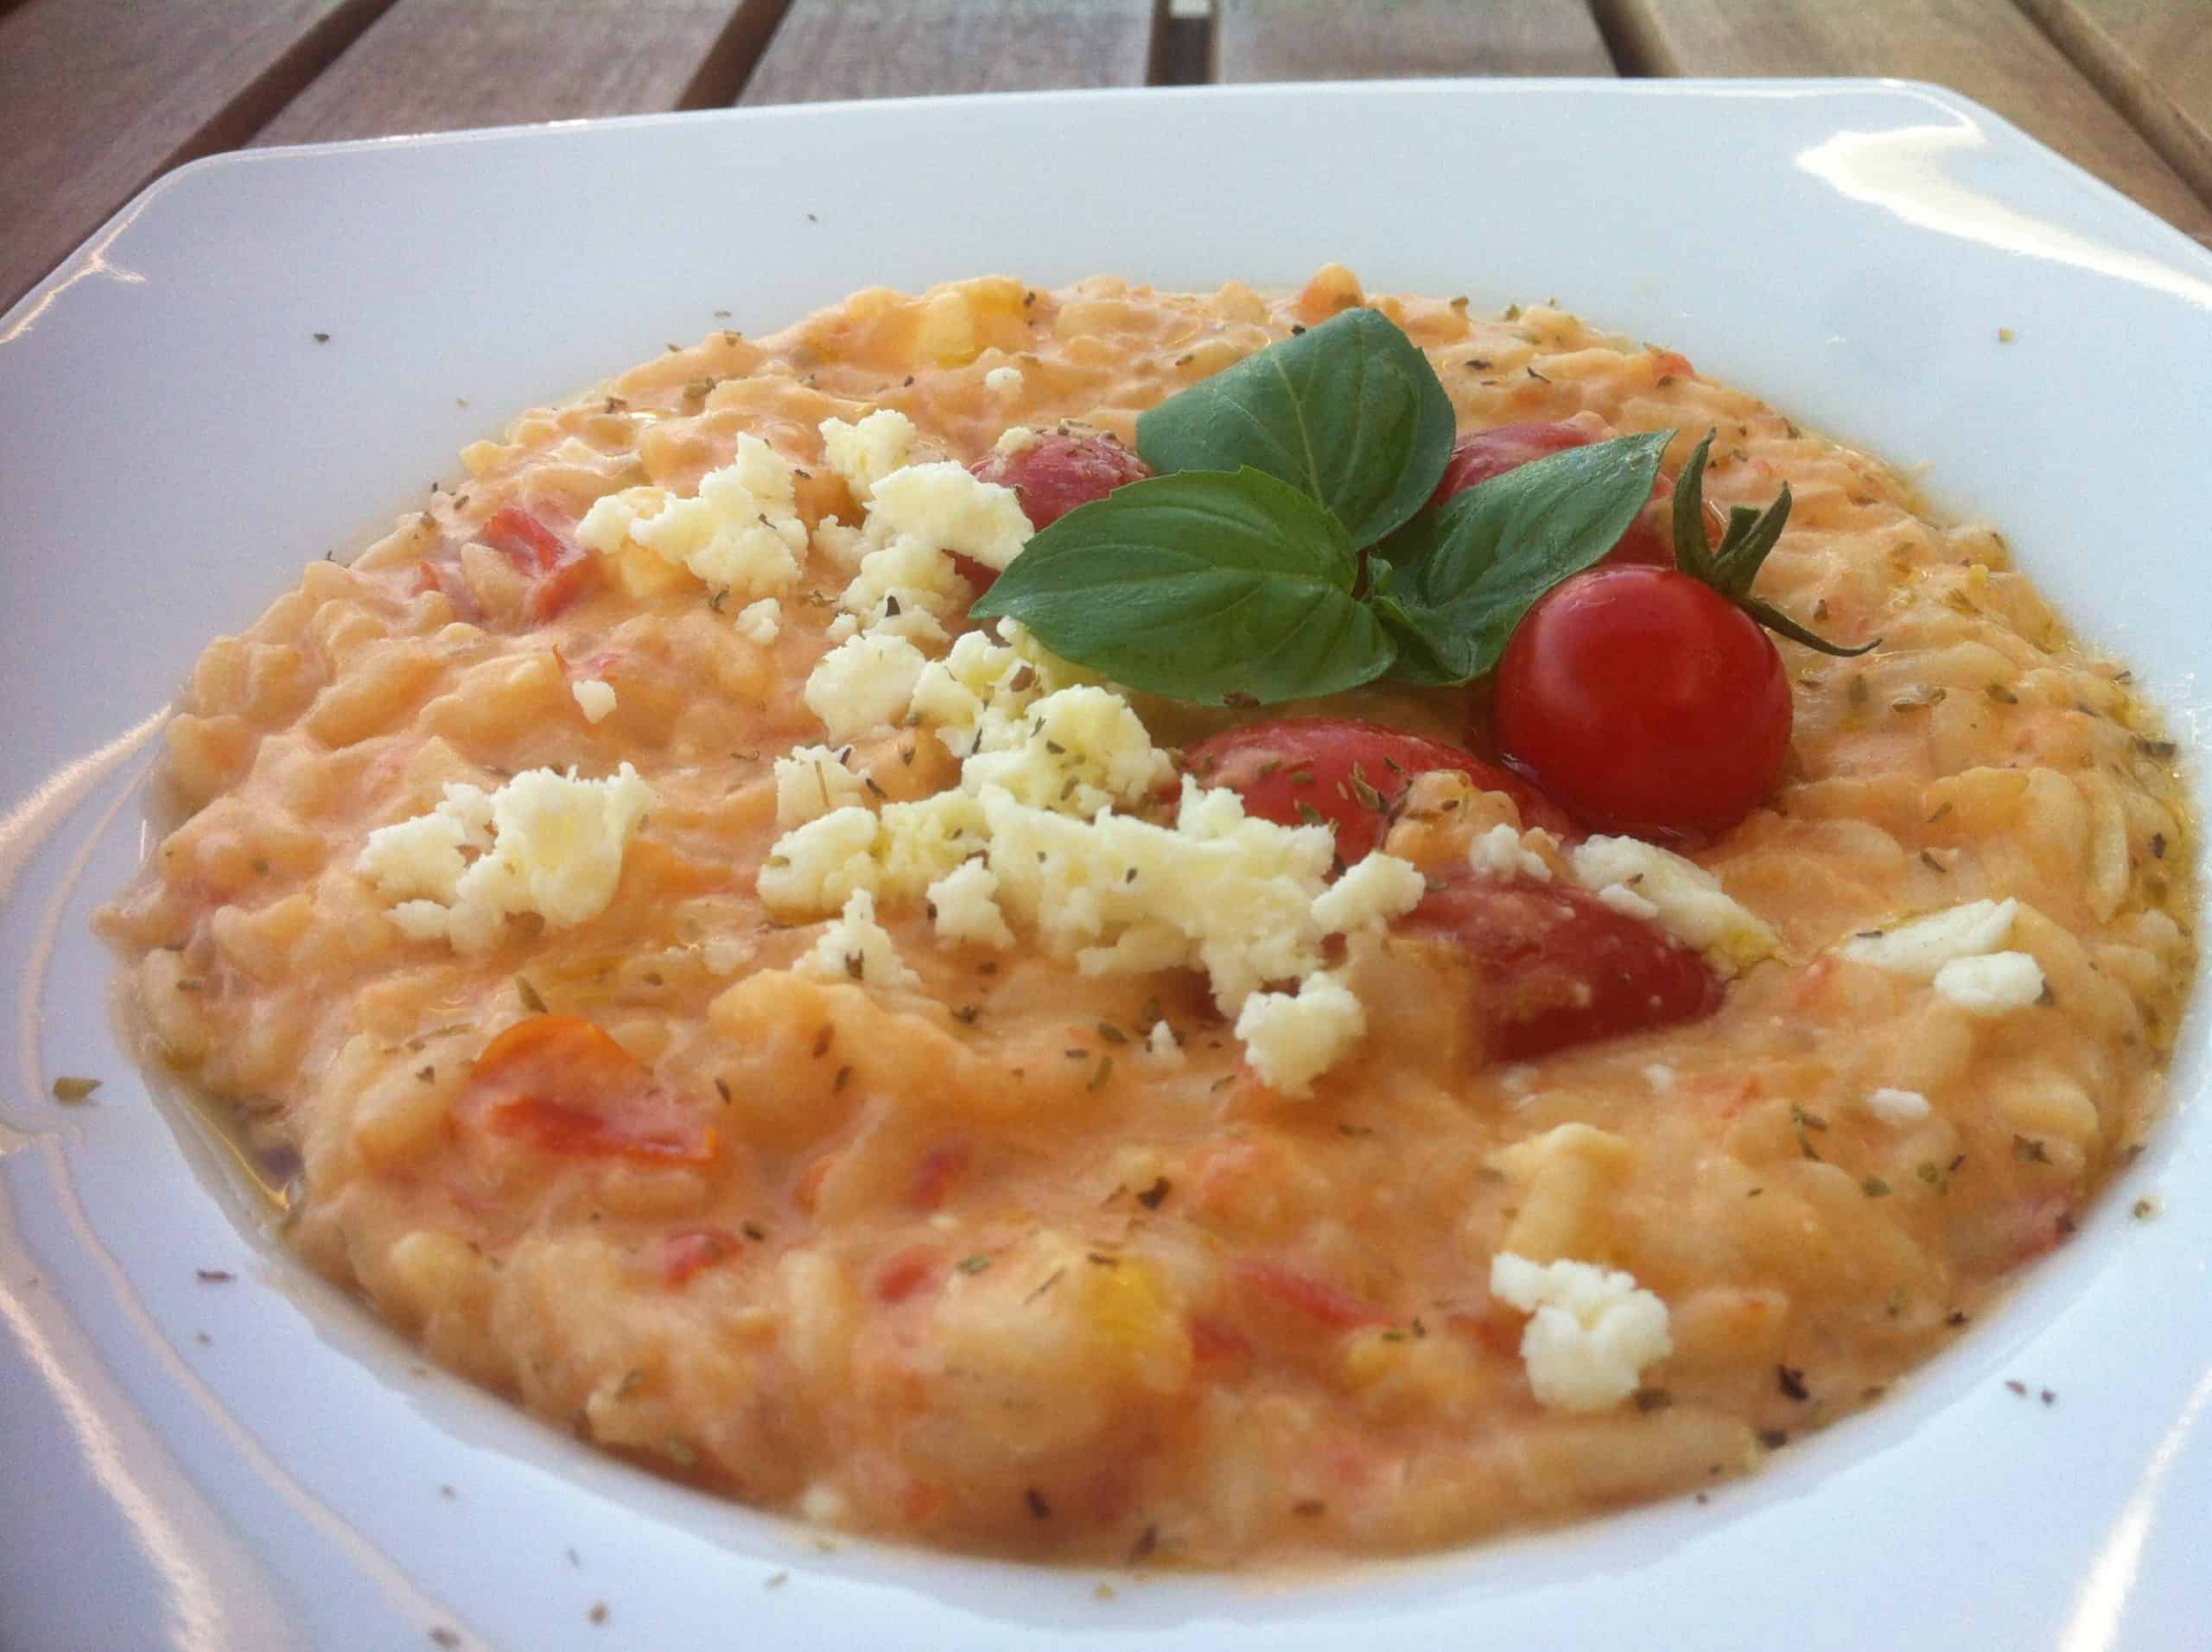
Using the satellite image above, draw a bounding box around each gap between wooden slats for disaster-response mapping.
[1212,0,1615,81]
[1594,0,2212,237]
[739,0,1162,105]
[0,0,397,310]
[252,0,794,147]
[2016,0,2212,220]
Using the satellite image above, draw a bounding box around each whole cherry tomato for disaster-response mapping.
[1494,565,1791,840]
[1400,875,1724,1059]
[962,431,1153,591]
[1183,716,1576,863]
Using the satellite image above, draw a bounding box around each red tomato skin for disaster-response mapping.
[463,1014,715,1163]
[478,505,597,620]
[961,433,1154,591]
[660,1226,742,1287]
[1184,717,1575,862]
[1401,875,1724,1059]
[1231,1259,1394,1330]
[1495,567,1792,841]
[1427,419,1719,569]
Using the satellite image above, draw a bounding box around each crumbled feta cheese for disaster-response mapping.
[795,889,918,989]
[804,632,929,740]
[570,678,617,723]
[1643,1064,1676,1093]
[1934,950,2044,1014]
[1235,970,1365,1097]
[824,613,859,644]
[1568,836,1779,974]
[1467,822,1553,882]
[773,744,868,828]
[818,410,917,504]
[575,435,806,599]
[994,424,1040,456]
[1311,852,1427,934]
[812,518,868,575]
[983,365,1025,395]
[832,461,1034,633]
[734,597,781,645]
[1841,898,2018,977]
[909,631,1049,759]
[358,765,655,954]
[1144,1020,1183,1064]
[1489,1253,1672,1413]
[1864,1086,1931,1125]
[925,859,1014,950]
[962,684,1173,819]
[1593,881,1661,920]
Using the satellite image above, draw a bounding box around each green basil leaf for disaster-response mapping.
[1387,429,1673,682]
[969,468,1396,706]
[1134,308,1456,547]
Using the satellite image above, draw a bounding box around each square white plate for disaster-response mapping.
[3,81,2208,1652]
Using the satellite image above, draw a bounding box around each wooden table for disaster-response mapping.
[4,0,2209,310]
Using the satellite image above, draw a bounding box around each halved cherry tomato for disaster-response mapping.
[960,432,1154,590]
[463,1014,715,1163]
[1428,418,1722,569]
[1400,875,1723,1059]
[660,1225,742,1286]
[1183,716,1576,863]
[1495,566,1791,840]
[478,505,598,620]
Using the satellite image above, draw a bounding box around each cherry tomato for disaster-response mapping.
[1183,716,1576,863]
[1401,876,1723,1059]
[461,1014,716,1163]
[477,505,598,620]
[1495,566,1791,840]
[1427,418,1721,569]
[962,432,1154,590]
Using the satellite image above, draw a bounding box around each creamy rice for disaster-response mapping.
[99,267,2196,1565]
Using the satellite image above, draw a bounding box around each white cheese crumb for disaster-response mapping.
[1489,1253,1672,1413]
[1594,882,1659,921]
[1934,950,2044,1015]
[1568,836,1779,974]
[961,684,1173,819]
[1864,1086,1931,1125]
[834,461,1033,633]
[734,597,781,645]
[1467,822,1552,882]
[1234,969,1365,1097]
[1841,898,2018,978]
[575,435,806,599]
[795,888,918,989]
[925,859,1014,950]
[818,410,917,504]
[1643,1064,1676,1094]
[824,613,859,643]
[570,678,617,723]
[357,766,655,954]
[1310,852,1427,934]
[994,424,1040,456]
[773,743,868,828]
[1144,1020,1183,1064]
[983,365,1025,395]
[804,632,929,740]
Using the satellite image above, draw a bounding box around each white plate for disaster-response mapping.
[3,80,2208,1651]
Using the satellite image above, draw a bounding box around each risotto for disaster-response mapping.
[98,267,2195,1566]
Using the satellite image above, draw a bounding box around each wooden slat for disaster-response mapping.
[254,0,792,146]
[740,0,1160,105]
[2016,0,2212,212]
[0,0,394,309]
[1599,0,2212,235]
[1214,0,1615,81]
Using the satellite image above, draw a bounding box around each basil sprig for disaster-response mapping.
[972,308,1672,705]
